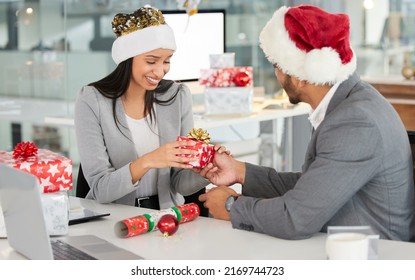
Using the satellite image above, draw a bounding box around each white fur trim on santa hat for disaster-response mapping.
[111,24,177,65]
[259,6,356,85]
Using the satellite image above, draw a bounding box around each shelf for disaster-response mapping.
[363,75,415,130]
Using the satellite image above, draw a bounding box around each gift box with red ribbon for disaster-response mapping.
[0,142,72,193]
[199,66,253,87]
[200,64,254,115]
[176,128,215,169]
[0,142,71,236]
[209,53,235,69]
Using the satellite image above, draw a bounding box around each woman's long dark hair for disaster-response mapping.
[88,57,181,136]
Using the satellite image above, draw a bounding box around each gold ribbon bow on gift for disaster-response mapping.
[187,128,211,144]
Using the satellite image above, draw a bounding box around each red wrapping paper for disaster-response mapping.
[176,136,215,168]
[199,66,253,87]
[0,148,72,193]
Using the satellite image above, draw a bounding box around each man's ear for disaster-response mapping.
[297,79,307,88]
[289,75,305,88]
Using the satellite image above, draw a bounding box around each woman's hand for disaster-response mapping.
[129,140,198,183]
[143,140,198,169]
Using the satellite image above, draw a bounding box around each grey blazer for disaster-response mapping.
[74,82,209,209]
[230,72,415,241]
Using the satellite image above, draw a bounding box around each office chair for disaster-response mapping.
[184,187,209,217]
[407,131,415,186]
[407,131,415,242]
[75,164,209,216]
[75,164,90,198]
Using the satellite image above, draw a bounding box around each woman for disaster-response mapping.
[74,6,214,211]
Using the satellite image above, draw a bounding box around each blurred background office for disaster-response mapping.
[1,0,414,195]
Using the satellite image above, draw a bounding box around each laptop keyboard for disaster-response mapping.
[51,239,97,260]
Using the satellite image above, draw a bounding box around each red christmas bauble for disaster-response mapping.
[157,214,179,237]
[233,71,251,86]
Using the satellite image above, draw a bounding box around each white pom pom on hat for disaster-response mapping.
[259,5,356,85]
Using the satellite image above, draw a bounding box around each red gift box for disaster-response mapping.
[176,136,215,168]
[0,148,72,193]
[199,66,253,87]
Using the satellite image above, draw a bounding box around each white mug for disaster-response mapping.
[326,232,369,260]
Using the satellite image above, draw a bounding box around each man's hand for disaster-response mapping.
[191,143,229,174]
[199,186,238,221]
[199,151,246,186]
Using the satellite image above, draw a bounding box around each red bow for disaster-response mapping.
[233,71,251,87]
[13,142,38,159]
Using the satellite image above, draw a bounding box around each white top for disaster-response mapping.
[308,82,340,130]
[125,114,159,197]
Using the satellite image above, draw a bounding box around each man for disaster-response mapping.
[199,5,415,241]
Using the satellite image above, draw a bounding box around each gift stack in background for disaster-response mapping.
[0,142,72,237]
[198,54,261,194]
[200,53,254,116]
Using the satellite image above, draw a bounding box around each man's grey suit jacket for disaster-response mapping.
[230,72,415,241]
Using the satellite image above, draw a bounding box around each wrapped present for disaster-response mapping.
[200,65,254,115]
[176,128,215,168]
[0,142,72,193]
[41,191,69,236]
[209,53,235,69]
[0,191,69,237]
[200,66,253,87]
[0,142,71,236]
[204,87,253,116]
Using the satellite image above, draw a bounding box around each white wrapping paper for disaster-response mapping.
[0,191,69,237]
[41,191,69,236]
[204,87,253,116]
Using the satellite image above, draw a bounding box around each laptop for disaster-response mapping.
[0,163,142,260]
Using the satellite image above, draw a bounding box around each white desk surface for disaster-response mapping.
[193,101,310,129]
[0,95,310,129]
[1,196,414,260]
[41,98,311,128]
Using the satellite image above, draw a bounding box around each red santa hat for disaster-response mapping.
[259,5,356,85]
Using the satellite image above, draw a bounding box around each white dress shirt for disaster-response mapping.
[308,82,340,130]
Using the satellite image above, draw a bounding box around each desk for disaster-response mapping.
[1,197,414,260]
[192,101,311,170]
[40,99,311,129]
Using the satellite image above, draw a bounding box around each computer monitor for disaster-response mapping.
[162,9,226,82]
